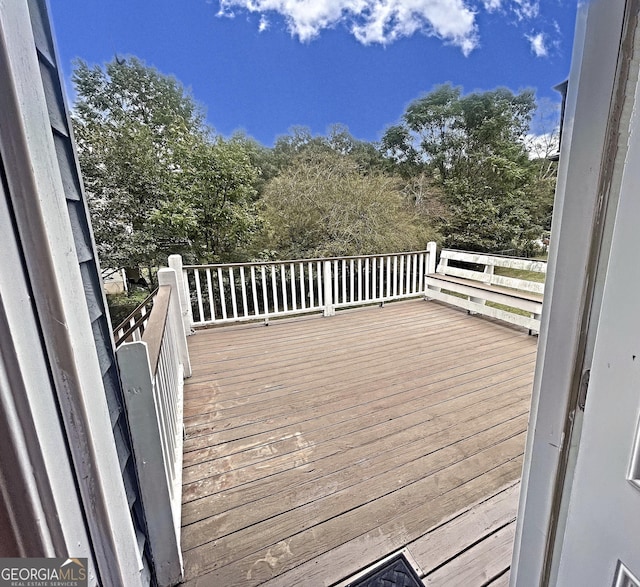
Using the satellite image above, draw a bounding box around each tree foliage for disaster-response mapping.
[259,148,437,259]
[382,83,550,253]
[73,58,557,273]
[270,124,387,174]
[72,57,260,274]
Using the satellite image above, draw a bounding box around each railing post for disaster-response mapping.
[168,254,193,336]
[158,268,192,378]
[426,241,437,275]
[425,242,439,299]
[323,260,335,317]
[116,341,183,587]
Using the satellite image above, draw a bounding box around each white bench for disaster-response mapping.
[425,249,546,333]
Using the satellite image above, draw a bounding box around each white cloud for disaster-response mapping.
[525,131,559,159]
[526,31,547,57]
[483,0,502,11]
[259,15,270,32]
[218,0,479,54]
[513,0,539,20]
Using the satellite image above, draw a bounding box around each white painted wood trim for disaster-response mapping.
[426,241,437,275]
[511,1,630,584]
[0,173,95,577]
[0,1,143,583]
[441,250,547,273]
[425,290,540,332]
[158,268,192,378]
[424,277,543,315]
[117,342,183,587]
[438,266,545,295]
[168,255,194,336]
[323,260,335,316]
[185,251,430,326]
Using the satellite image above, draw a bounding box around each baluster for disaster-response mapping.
[365,257,370,301]
[251,266,259,316]
[280,264,288,312]
[350,259,355,303]
[261,265,269,316]
[240,267,249,317]
[290,263,297,310]
[317,261,323,306]
[372,257,377,300]
[217,268,227,320]
[300,263,306,310]
[393,256,398,297]
[194,269,204,322]
[229,267,238,319]
[271,265,279,313]
[342,259,347,304]
[206,268,215,322]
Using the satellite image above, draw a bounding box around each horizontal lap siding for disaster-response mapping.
[26,1,151,582]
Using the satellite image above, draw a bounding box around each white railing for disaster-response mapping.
[181,243,437,327]
[113,288,157,348]
[116,268,191,587]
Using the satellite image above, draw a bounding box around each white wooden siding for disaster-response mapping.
[0,1,144,583]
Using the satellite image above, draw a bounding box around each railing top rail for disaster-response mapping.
[141,285,171,376]
[442,248,548,263]
[183,249,430,270]
[440,249,547,273]
[115,311,151,348]
[113,287,158,334]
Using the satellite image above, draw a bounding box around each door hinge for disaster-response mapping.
[577,369,590,411]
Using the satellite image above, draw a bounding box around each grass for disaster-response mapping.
[107,288,152,328]
[493,265,546,283]
[485,301,532,317]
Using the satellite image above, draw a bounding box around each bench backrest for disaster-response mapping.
[436,249,547,295]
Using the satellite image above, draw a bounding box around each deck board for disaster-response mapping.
[181,299,537,586]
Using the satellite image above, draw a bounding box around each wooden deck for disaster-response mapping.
[180,299,538,586]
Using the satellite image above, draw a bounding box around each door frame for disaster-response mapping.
[511,0,638,584]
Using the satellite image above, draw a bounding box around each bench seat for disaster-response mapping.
[424,250,546,333]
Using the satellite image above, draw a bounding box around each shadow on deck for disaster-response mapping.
[180,299,537,586]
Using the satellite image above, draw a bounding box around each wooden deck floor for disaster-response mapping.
[180,299,538,586]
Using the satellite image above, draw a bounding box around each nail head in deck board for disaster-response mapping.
[180,300,536,586]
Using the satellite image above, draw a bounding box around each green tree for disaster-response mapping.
[259,149,437,259]
[172,136,260,262]
[382,84,545,253]
[271,125,387,174]
[72,57,260,275]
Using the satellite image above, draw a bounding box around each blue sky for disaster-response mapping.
[49,0,577,147]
